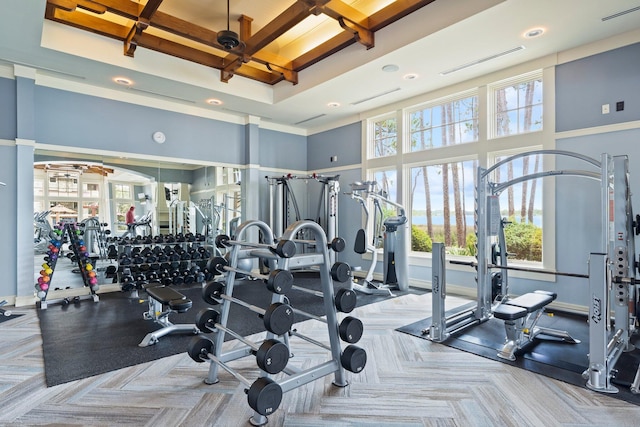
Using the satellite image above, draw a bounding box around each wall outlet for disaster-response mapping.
[602,103,610,114]
[330,155,338,162]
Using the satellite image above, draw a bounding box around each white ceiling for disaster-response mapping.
[1,0,640,134]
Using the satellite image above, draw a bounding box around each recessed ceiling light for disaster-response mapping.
[382,64,399,73]
[524,27,545,38]
[113,77,132,86]
[403,73,419,80]
[327,102,340,108]
[206,98,223,105]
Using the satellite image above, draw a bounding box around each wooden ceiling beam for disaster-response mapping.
[368,0,437,31]
[76,1,107,14]
[82,0,143,20]
[135,33,226,69]
[321,1,370,27]
[47,6,130,40]
[47,0,77,12]
[124,0,163,57]
[241,0,329,55]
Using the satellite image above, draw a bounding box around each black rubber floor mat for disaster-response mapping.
[38,273,410,387]
[397,305,640,405]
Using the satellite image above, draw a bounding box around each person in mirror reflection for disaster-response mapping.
[126,206,135,233]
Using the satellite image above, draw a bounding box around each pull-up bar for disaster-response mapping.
[449,259,589,279]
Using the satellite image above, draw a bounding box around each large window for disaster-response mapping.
[364,70,546,264]
[409,93,478,151]
[491,72,543,138]
[369,115,397,159]
[491,152,543,261]
[410,160,477,255]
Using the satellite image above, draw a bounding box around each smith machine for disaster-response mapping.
[426,150,640,394]
[346,181,409,295]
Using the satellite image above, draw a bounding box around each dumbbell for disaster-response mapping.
[209,257,293,294]
[187,335,283,416]
[289,305,363,344]
[215,234,296,258]
[195,308,289,374]
[291,285,357,313]
[292,236,347,253]
[287,329,367,373]
[202,282,294,335]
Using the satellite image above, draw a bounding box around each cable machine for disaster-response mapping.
[266,173,340,256]
[347,181,408,295]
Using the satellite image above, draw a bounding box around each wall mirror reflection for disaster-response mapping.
[33,149,243,295]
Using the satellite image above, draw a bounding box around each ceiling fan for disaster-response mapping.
[217,0,245,52]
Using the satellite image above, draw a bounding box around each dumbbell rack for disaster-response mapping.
[37,223,100,309]
[113,233,214,297]
[193,219,366,426]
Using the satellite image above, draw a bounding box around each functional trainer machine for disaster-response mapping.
[266,173,340,259]
[347,181,408,295]
[426,150,640,394]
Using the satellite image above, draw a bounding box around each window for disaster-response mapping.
[363,69,546,264]
[372,169,397,203]
[48,172,79,197]
[409,93,478,152]
[83,182,100,198]
[490,152,543,262]
[369,115,397,158]
[410,160,477,254]
[113,183,132,199]
[491,73,542,138]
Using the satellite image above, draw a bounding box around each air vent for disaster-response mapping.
[440,46,525,76]
[127,87,196,103]
[351,88,401,106]
[602,6,640,21]
[294,114,326,125]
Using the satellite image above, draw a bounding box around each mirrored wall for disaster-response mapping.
[33,149,243,289]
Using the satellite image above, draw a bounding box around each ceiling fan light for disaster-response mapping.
[217,30,240,50]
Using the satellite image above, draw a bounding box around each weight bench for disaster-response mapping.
[492,290,580,361]
[139,284,199,347]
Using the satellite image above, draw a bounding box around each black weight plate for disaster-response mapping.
[338,316,364,344]
[263,302,293,335]
[202,281,225,305]
[187,335,214,363]
[247,377,283,416]
[330,262,351,283]
[340,345,367,373]
[255,339,289,374]
[334,288,357,313]
[194,308,220,333]
[266,269,293,294]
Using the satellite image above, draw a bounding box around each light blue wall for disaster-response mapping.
[259,128,307,171]
[556,42,640,132]
[34,86,246,165]
[0,77,16,140]
[308,122,361,171]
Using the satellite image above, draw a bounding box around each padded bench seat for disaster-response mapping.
[139,284,198,347]
[145,284,192,312]
[492,290,577,361]
[493,291,556,321]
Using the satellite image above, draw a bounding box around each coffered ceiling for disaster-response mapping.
[45,0,434,85]
[0,0,639,132]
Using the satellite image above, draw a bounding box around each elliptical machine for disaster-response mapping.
[348,181,409,295]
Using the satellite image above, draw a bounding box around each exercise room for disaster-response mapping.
[2,0,640,425]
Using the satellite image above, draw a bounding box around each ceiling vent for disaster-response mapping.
[602,6,640,21]
[440,46,525,76]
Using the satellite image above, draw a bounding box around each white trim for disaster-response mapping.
[33,143,244,170]
[0,63,14,79]
[555,120,640,139]
[16,139,36,146]
[13,64,36,79]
